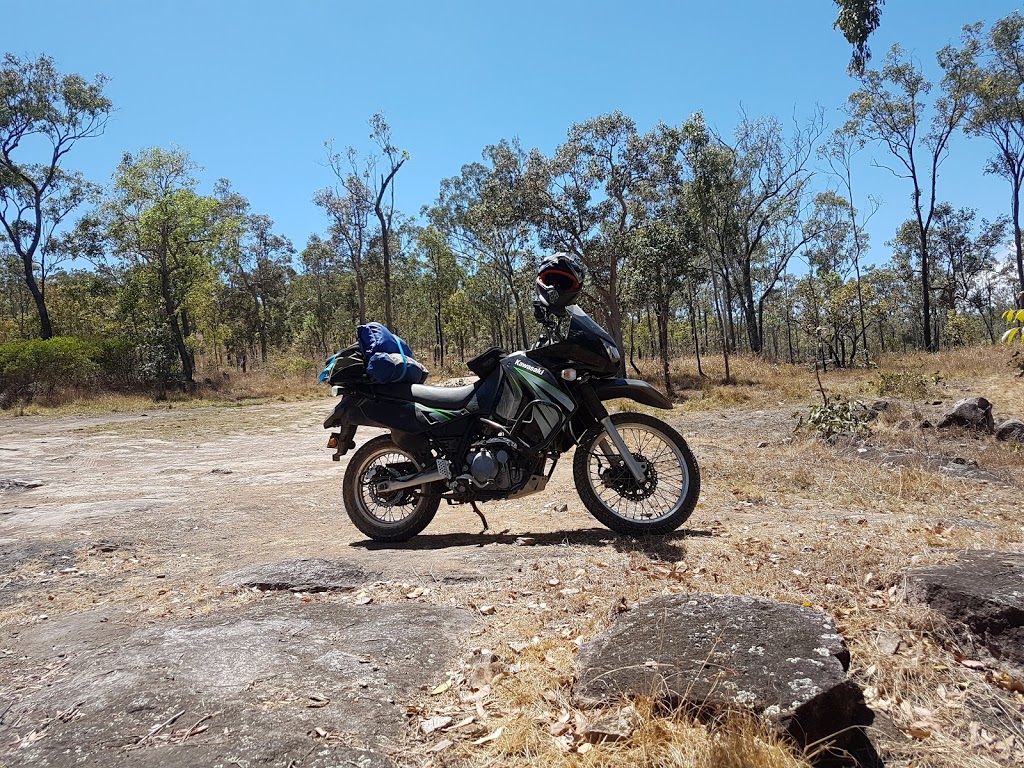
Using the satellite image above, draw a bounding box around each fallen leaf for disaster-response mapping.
[473,726,504,745]
[420,716,453,735]
[549,720,572,737]
[905,725,931,740]
[430,679,453,696]
[479,605,496,615]
[959,658,987,671]
[307,695,330,708]
[428,738,454,753]
[577,742,594,755]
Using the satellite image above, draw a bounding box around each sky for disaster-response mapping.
[5,0,1023,269]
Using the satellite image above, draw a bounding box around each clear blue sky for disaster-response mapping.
[5,1,1022,268]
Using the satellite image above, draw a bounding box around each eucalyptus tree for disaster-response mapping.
[961,13,1024,299]
[626,214,702,397]
[293,234,343,359]
[322,113,406,329]
[682,113,743,379]
[103,147,222,385]
[820,131,879,364]
[0,54,112,339]
[427,139,534,349]
[833,0,885,74]
[416,226,462,367]
[522,111,658,371]
[928,204,1007,335]
[315,147,374,324]
[845,40,981,350]
[230,213,295,364]
[684,110,825,357]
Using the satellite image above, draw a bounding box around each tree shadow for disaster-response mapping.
[349,526,712,560]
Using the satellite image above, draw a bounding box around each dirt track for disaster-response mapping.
[2,396,1022,766]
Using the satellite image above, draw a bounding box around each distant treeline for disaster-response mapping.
[2,14,1024,401]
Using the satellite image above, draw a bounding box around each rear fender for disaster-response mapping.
[591,378,672,410]
[323,394,426,433]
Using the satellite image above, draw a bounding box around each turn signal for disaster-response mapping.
[561,368,578,381]
[327,433,340,448]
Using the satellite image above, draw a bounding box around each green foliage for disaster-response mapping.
[873,370,929,399]
[796,399,872,438]
[0,54,112,338]
[0,337,100,406]
[943,311,972,347]
[270,356,317,378]
[833,0,884,74]
[1002,308,1024,344]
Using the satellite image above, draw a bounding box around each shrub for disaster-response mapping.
[873,370,929,399]
[270,356,317,378]
[795,399,872,439]
[0,337,100,407]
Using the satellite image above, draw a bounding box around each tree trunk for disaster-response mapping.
[20,252,53,339]
[656,301,673,398]
[160,270,193,384]
[710,268,732,384]
[687,288,705,378]
[1013,176,1024,305]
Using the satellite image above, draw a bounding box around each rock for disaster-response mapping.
[995,418,1024,443]
[573,594,875,758]
[853,400,890,422]
[220,558,381,592]
[4,602,477,766]
[0,478,43,491]
[906,550,1024,672]
[936,397,994,432]
[465,648,503,688]
[583,705,636,742]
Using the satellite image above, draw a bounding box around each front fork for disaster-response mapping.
[597,417,648,481]
[577,384,647,482]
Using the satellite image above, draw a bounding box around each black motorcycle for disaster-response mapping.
[323,305,700,541]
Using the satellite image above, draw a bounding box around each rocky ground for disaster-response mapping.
[1,388,1022,767]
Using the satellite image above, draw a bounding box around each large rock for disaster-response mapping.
[937,397,995,432]
[573,594,874,756]
[995,418,1024,443]
[3,601,478,767]
[906,550,1024,671]
[220,558,382,592]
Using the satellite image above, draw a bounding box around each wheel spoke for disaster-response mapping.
[585,421,690,523]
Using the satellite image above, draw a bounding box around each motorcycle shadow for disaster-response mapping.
[350,526,712,557]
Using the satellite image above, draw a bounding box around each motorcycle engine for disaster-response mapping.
[465,437,525,490]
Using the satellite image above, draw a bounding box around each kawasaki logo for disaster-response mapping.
[514,359,547,376]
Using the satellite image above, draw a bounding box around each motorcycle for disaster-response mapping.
[323,305,700,541]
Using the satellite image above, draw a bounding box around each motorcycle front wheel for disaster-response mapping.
[573,412,700,536]
[342,434,441,542]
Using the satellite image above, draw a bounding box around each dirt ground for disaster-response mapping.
[1,389,1023,767]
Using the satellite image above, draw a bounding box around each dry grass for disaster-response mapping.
[4,343,1024,767]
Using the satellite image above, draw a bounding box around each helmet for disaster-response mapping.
[535,252,584,315]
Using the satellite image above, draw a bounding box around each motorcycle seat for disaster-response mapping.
[374,381,478,410]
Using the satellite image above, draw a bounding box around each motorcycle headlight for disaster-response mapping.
[602,339,621,364]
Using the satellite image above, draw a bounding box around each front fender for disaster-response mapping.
[591,378,672,410]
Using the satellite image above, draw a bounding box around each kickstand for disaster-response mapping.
[469,501,489,533]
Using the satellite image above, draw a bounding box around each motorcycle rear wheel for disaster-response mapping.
[573,412,699,535]
[342,434,440,542]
